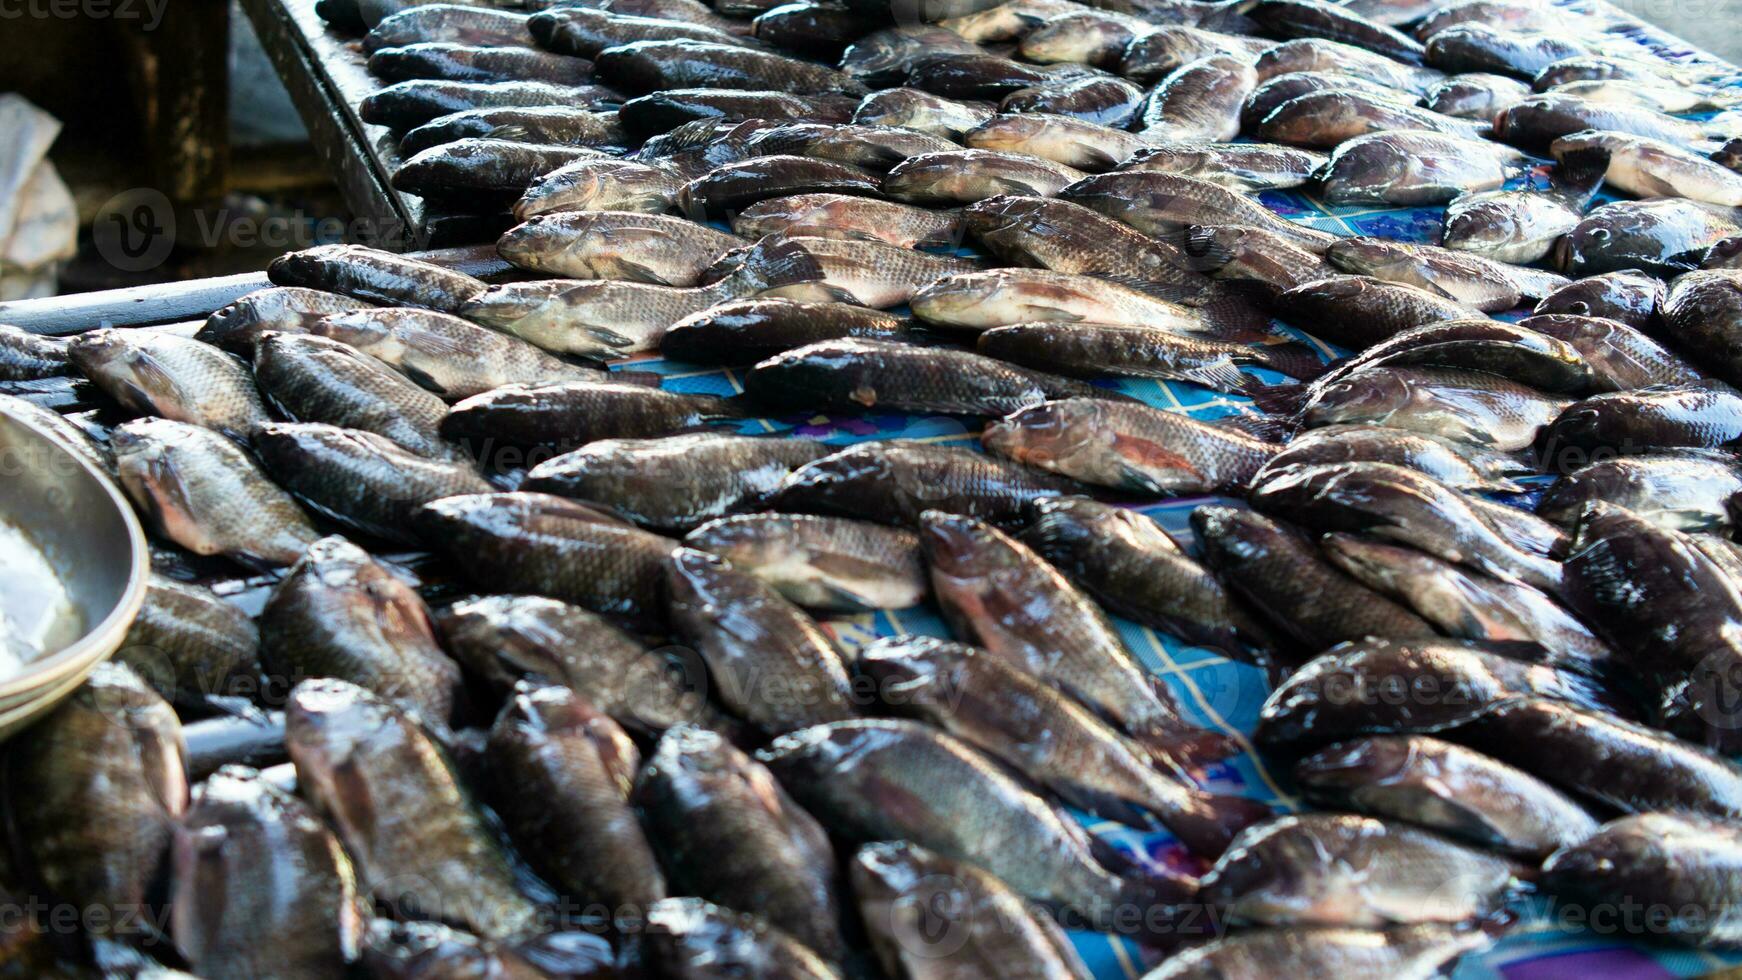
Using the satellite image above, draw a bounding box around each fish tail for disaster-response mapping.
[1547,146,1610,207]
[1152,788,1274,859]
[1250,340,1329,382]
[1242,381,1309,416]
[1211,410,1297,443]
[1132,725,1242,771]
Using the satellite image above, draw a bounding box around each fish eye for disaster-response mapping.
[1568,301,1590,315]
[1588,228,1610,242]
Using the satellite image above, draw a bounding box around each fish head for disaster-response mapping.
[855,634,965,705]
[1323,238,1405,280]
[1441,195,1529,255]
[1293,736,1417,793]
[980,399,1104,475]
[495,215,574,268]
[284,677,401,769]
[916,509,1013,581]
[310,310,392,350]
[1305,371,1414,427]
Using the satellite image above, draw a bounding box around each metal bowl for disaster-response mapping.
[0,401,148,738]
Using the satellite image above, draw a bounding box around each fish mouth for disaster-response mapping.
[1547,234,1573,272]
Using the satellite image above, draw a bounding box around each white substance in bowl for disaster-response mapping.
[0,519,82,678]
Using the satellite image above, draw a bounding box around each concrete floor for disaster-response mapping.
[1609,0,1742,63]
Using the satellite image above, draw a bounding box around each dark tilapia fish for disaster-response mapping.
[1530,52,1704,91]
[118,574,260,712]
[0,323,69,381]
[1121,140,1327,192]
[852,86,996,139]
[1424,23,1586,79]
[594,39,867,96]
[619,89,857,135]
[922,511,1232,762]
[361,5,534,52]
[1271,275,1480,348]
[487,685,666,911]
[513,158,685,219]
[1192,506,1438,660]
[1143,924,1491,979]
[284,679,539,940]
[743,121,956,173]
[1423,71,1531,118]
[436,593,738,736]
[903,51,1055,100]
[1326,237,1565,310]
[1538,453,1742,531]
[360,79,619,132]
[171,765,363,978]
[746,337,1120,418]
[268,244,486,314]
[1249,0,1427,64]
[112,417,319,568]
[1416,0,1562,40]
[416,492,676,629]
[2,663,185,935]
[842,24,983,85]
[1542,814,1742,948]
[667,548,859,734]
[1119,25,1270,84]
[1199,813,1521,927]
[752,2,883,58]
[368,41,593,85]
[1257,90,1481,148]
[730,234,978,307]
[857,635,1270,854]
[1662,269,1742,388]
[883,148,1086,205]
[853,842,1093,980]
[399,105,629,156]
[394,138,608,197]
[1001,72,1147,129]
[442,380,744,455]
[197,286,374,355]
[964,112,1149,172]
[635,725,846,960]
[497,211,742,287]
[1315,131,1523,207]
[310,305,609,399]
[977,320,1322,394]
[1258,424,1527,493]
[1139,54,1257,143]
[253,331,463,462]
[1275,318,1590,404]
[1537,383,1742,472]
[984,397,1280,495]
[774,440,1083,527]
[640,898,839,978]
[1061,170,1339,252]
[1521,313,1706,392]
[963,195,1212,296]
[910,267,1227,333]
[1182,224,1336,292]
[1494,93,1711,153]
[1251,461,1565,594]
[68,328,267,442]
[1017,10,1147,68]
[259,536,464,729]
[759,720,1196,933]
[1533,270,1664,328]
[1023,496,1278,665]
[677,154,880,218]
[522,433,830,531]
[685,513,925,611]
[1439,152,1606,264]
[1254,37,1446,93]
[1320,534,1614,676]
[1554,130,1742,208]
[253,421,492,544]
[460,277,750,359]
[732,193,963,249]
[1240,69,1409,133]
[1295,735,1597,858]
[661,298,910,365]
[529,6,754,58]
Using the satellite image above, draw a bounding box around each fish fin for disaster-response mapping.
[396,361,451,397]
[1158,790,1274,859]
[1181,225,1236,272]
[1176,357,1262,396]
[1243,381,1309,416]
[1252,340,1330,381]
[1092,273,1205,306]
[1547,147,1609,207]
[1212,411,1296,442]
[609,369,665,387]
[1195,280,1285,343]
[616,258,676,287]
[1131,724,1242,771]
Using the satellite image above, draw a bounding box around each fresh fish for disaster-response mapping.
[523,433,829,531]
[68,329,267,442]
[1258,424,1526,492]
[1439,152,1607,264]
[497,211,740,287]
[1254,38,1445,94]
[1553,130,1742,207]
[1119,26,1269,84]
[1530,53,1697,91]
[487,685,665,912]
[312,306,609,399]
[513,158,685,219]
[1296,736,1597,858]
[959,113,1136,174]
[685,513,925,611]
[1662,269,1742,388]
[1271,318,1591,401]
[1251,461,1565,593]
[1018,10,1147,68]
[910,267,1223,331]
[759,720,1196,932]
[1539,453,1742,531]
[1521,312,1706,391]
[529,7,756,58]
[921,511,1231,760]
[1494,93,1712,153]
[1199,813,1521,927]
[112,417,318,568]
[1537,383,1742,471]
[170,765,363,978]
[198,286,375,354]
[1192,505,1439,658]
[253,332,462,461]
[635,725,846,959]
[464,277,750,359]
[1000,76,1141,128]
[267,244,487,314]
[640,897,841,978]
[904,52,1056,100]
[661,298,910,364]
[1542,814,1742,948]
[1424,24,1586,79]
[1320,533,1614,674]
[259,536,463,728]
[284,679,539,940]
[774,440,1083,527]
[1414,0,1559,40]
[883,148,1086,205]
[984,397,1281,495]
[359,79,620,132]
[842,24,985,84]
[977,319,1322,394]
[858,634,1270,853]
[398,105,629,157]
[1533,269,1664,328]
[1325,237,1565,309]
[677,155,880,218]
[620,89,857,134]
[0,323,69,380]
[852,87,996,139]
[593,39,867,96]
[1059,170,1339,251]
[962,195,1211,295]
[1271,275,1480,348]
[118,574,260,711]
[742,122,957,173]
[1423,71,1531,118]
[1139,55,1257,142]
[1121,140,1327,192]
[853,841,1093,980]
[436,593,737,736]
[368,41,593,85]
[392,138,608,197]
[1239,70,1411,133]
[1257,90,1481,147]
[1248,0,1428,64]
[1,663,185,935]
[751,2,882,59]
[1315,131,1523,206]
[1141,924,1493,980]
[732,193,964,248]
[361,5,534,52]
[1180,224,1335,291]
[442,380,744,455]
[415,492,676,628]
[731,235,978,307]
[1552,78,1742,114]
